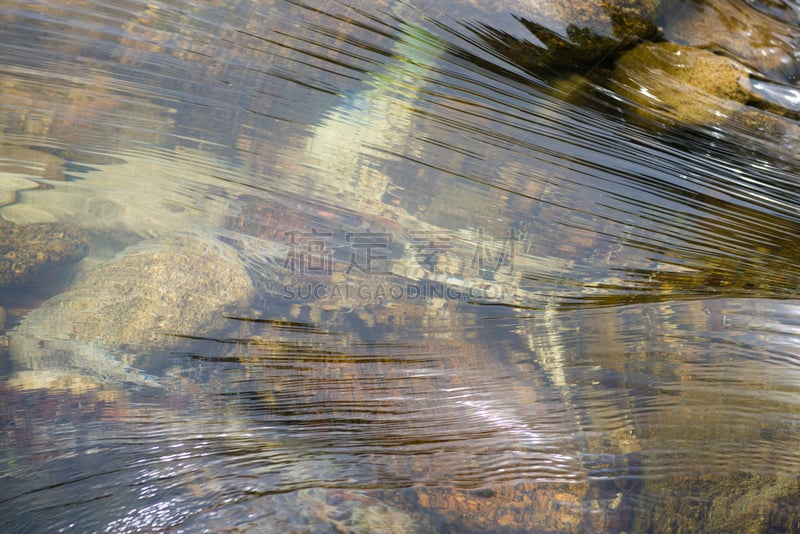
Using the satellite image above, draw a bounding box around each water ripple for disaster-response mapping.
[3,0,800,531]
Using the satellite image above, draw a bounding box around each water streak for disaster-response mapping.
[2,0,800,531]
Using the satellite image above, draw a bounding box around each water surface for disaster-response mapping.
[2,0,800,531]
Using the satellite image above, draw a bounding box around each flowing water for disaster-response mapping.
[2,0,800,531]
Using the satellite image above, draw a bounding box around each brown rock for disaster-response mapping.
[0,218,89,288]
[659,0,799,83]
[611,42,752,124]
[455,0,662,72]
[396,481,593,533]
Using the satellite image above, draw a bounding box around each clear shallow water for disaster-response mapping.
[2,0,800,531]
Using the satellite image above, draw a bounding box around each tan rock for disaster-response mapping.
[8,231,254,387]
[611,42,752,124]
[659,0,799,83]
[398,481,592,533]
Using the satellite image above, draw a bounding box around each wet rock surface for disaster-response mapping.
[606,1,799,129]
[454,0,661,71]
[0,218,89,288]
[610,41,752,125]
[659,0,800,83]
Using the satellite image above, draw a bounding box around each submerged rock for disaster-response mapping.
[0,218,89,288]
[388,481,603,534]
[207,488,421,534]
[0,175,39,208]
[8,231,254,388]
[0,153,239,248]
[634,471,800,532]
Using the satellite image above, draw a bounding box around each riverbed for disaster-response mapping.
[2,0,800,531]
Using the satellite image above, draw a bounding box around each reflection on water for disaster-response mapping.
[2,0,800,531]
